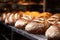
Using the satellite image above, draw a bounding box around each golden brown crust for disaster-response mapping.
[21,14,34,21]
[25,21,50,34]
[47,14,60,25]
[25,12,52,34]
[45,21,60,38]
[41,12,52,18]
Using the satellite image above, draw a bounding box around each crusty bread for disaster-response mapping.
[21,14,34,21]
[25,22,47,34]
[45,21,60,38]
[15,19,28,29]
[13,13,21,23]
[25,12,52,34]
[47,14,60,25]
[5,13,11,24]
[8,13,14,24]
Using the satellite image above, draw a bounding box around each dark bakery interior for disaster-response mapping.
[0,0,60,40]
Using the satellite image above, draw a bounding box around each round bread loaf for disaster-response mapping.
[47,14,60,25]
[25,12,52,34]
[45,21,60,38]
[15,19,28,29]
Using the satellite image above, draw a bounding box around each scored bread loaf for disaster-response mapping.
[25,22,46,34]
[5,11,22,25]
[8,13,14,25]
[15,19,28,29]
[5,13,11,24]
[45,21,60,38]
[13,13,21,23]
[21,14,34,21]
[25,12,52,34]
[15,14,34,29]
[47,13,60,25]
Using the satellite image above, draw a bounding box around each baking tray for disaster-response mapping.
[0,22,47,40]
[9,26,47,40]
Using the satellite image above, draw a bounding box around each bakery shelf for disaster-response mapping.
[0,3,43,12]
[0,0,10,3]
[0,22,47,40]
[9,26,47,40]
[0,3,43,6]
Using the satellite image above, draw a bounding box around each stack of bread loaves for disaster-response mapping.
[1,11,60,39]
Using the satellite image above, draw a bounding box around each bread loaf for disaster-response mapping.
[5,13,11,24]
[47,14,60,25]
[45,21,60,38]
[13,13,21,23]
[8,13,14,25]
[25,12,52,34]
[15,13,33,29]
[21,14,34,21]
[15,19,28,29]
